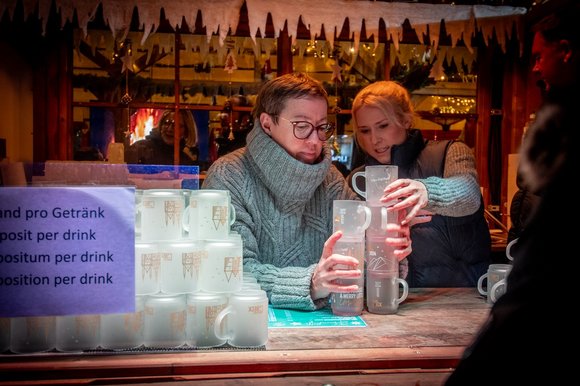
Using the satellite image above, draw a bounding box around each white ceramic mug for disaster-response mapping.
[137,189,187,241]
[199,238,243,293]
[351,165,398,206]
[186,292,228,348]
[182,189,236,240]
[56,314,101,352]
[100,296,145,350]
[477,263,512,304]
[143,293,187,349]
[214,289,269,348]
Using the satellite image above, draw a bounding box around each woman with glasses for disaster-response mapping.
[348,81,490,287]
[126,109,199,166]
[202,73,412,311]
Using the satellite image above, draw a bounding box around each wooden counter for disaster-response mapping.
[0,288,490,385]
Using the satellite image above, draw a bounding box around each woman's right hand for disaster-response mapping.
[382,178,429,225]
[310,231,362,301]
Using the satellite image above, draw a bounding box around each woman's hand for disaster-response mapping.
[310,231,362,301]
[385,209,413,260]
[381,179,429,225]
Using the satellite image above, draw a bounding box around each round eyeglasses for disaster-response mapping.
[276,116,335,141]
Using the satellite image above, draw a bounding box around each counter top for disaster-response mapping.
[0,288,490,385]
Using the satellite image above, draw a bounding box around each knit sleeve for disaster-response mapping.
[420,141,482,217]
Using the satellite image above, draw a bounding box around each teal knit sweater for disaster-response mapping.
[203,125,359,310]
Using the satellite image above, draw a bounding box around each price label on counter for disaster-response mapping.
[0,187,135,317]
[268,305,367,328]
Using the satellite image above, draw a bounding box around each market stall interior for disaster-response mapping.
[0,0,565,384]
[0,0,542,236]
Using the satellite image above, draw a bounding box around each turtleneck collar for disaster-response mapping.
[246,124,332,202]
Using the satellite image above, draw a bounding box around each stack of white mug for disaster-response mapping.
[1,189,268,355]
[352,165,409,315]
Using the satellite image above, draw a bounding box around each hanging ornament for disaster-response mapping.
[330,60,343,84]
[120,39,133,105]
[121,69,133,105]
[120,39,134,74]
[261,58,273,81]
[224,51,238,74]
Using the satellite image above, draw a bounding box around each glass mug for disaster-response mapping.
[330,237,365,316]
[159,240,205,294]
[135,241,165,295]
[351,165,398,206]
[10,316,56,354]
[143,293,187,349]
[214,289,269,348]
[332,200,371,240]
[366,270,409,315]
[182,189,236,240]
[100,295,145,350]
[477,263,512,304]
[56,314,101,352]
[186,292,228,348]
[137,189,187,241]
[505,238,518,261]
[199,238,243,293]
[365,234,408,314]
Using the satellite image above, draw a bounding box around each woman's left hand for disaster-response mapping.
[381,178,429,225]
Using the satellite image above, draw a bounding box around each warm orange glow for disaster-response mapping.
[130,109,163,145]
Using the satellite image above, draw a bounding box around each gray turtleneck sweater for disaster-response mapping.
[203,125,358,310]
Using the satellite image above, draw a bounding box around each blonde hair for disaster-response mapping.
[351,81,414,131]
[158,109,198,148]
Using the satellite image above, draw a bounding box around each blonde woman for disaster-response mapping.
[348,81,490,287]
[127,109,198,165]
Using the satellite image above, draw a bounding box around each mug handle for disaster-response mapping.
[352,171,366,198]
[181,205,191,233]
[490,279,506,303]
[505,238,518,261]
[396,278,409,304]
[359,203,372,231]
[380,207,388,230]
[229,204,236,226]
[214,305,234,341]
[134,202,143,237]
[477,273,488,296]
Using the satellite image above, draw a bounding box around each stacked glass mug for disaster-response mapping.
[1,188,268,354]
[352,166,409,315]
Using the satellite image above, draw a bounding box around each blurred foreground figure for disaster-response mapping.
[445,5,579,385]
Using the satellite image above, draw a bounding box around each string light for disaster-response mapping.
[431,96,476,114]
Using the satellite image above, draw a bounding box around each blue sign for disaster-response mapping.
[0,187,135,317]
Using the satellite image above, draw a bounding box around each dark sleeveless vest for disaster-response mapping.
[348,129,491,287]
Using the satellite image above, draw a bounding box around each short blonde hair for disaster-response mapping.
[351,81,414,131]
